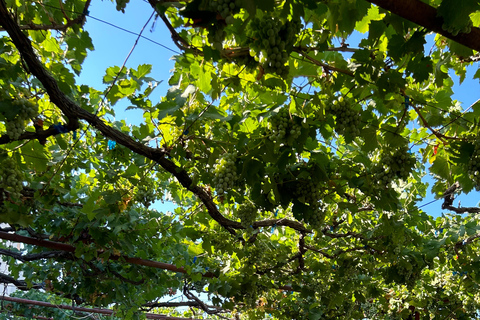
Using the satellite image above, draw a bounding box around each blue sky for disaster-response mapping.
[76,1,480,217]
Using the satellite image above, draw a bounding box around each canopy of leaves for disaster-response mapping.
[1,0,480,319]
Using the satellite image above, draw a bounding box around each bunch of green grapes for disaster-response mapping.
[0,157,23,200]
[235,201,257,227]
[307,206,325,229]
[372,145,416,188]
[295,180,325,228]
[209,228,231,252]
[325,97,361,137]
[212,152,238,195]
[296,179,322,204]
[206,0,241,51]
[247,17,302,77]
[467,136,480,189]
[268,108,301,142]
[5,98,38,140]
[192,280,207,293]
[386,260,419,288]
[134,184,157,207]
[207,25,227,51]
[209,0,241,20]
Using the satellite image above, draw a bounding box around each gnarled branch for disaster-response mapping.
[0,248,68,262]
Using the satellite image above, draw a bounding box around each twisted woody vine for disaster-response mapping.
[1,0,480,319]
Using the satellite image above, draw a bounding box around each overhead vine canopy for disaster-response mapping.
[1,0,480,318]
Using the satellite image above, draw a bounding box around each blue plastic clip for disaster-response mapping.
[73,130,77,140]
[193,256,197,264]
[108,140,117,150]
[53,123,68,134]
[404,95,410,108]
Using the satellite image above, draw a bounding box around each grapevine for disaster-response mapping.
[467,136,480,190]
[0,156,23,200]
[372,145,416,188]
[268,108,301,143]
[325,97,361,138]
[4,98,38,140]
[247,17,302,77]
[235,201,257,227]
[212,152,238,195]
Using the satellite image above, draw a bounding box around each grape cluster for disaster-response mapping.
[372,145,416,188]
[208,26,227,52]
[296,180,322,204]
[295,180,325,228]
[386,259,419,288]
[247,17,302,77]
[206,0,241,51]
[209,0,241,19]
[235,201,257,227]
[268,108,301,142]
[192,280,206,293]
[4,98,38,140]
[209,228,231,252]
[134,184,157,207]
[467,136,480,190]
[307,206,325,229]
[212,152,238,195]
[325,97,361,137]
[0,157,23,200]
